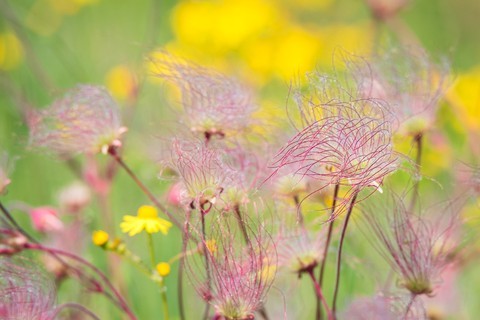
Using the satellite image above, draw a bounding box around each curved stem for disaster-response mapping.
[147,233,156,268]
[331,192,358,319]
[23,243,136,320]
[404,294,416,319]
[307,270,333,320]
[53,303,100,320]
[108,150,181,229]
[316,183,340,320]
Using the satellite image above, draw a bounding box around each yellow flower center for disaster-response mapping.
[92,230,109,246]
[137,205,158,219]
[156,262,171,277]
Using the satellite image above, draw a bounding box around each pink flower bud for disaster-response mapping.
[29,207,64,233]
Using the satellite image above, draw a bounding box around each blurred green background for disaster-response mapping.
[1,0,480,319]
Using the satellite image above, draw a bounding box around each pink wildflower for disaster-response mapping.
[28,85,126,156]
[150,52,256,140]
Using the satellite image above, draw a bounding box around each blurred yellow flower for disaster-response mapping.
[205,239,217,254]
[92,230,109,246]
[447,67,480,132]
[105,65,137,101]
[0,32,23,70]
[120,205,172,237]
[156,262,171,277]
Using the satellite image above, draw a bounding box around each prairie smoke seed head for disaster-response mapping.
[120,205,172,236]
[28,85,126,156]
[0,257,57,320]
[150,52,256,139]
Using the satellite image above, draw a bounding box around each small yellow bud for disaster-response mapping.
[92,230,109,246]
[156,262,171,277]
[205,239,217,254]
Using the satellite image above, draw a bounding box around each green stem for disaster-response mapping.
[147,233,169,320]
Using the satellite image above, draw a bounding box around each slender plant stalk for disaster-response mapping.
[404,294,417,319]
[331,192,358,319]
[146,233,170,320]
[409,133,423,212]
[307,270,333,320]
[201,212,212,320]
[108,149,181,229]
[53,303,101,320]
[316,183,340,320]
[23,243,137,320]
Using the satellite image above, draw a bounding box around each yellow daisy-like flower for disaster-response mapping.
[120,205,173,237]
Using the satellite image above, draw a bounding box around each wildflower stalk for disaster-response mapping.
[178,209,192,320]
[409,133,423,211]
[0,201,36,242]
[404,294,417,319]
[146,233,170,320]
[107,147,181,229]
[331,192,358,319]
[201,211,212,320]
[307,269,333,320]
[233,205,270,320]
[316,183,340,320]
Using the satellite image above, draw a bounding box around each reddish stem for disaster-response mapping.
[307,269,333,320]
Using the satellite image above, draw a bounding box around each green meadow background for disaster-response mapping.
[1,0,480,319]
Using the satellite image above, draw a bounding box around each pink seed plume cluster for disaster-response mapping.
[28,85,126,156]
[362,194,460,297]
[356,47,450,135]
[0,257,56,320]
[150,52,257,139]
[185,214,275,320]
[272,95,399,211]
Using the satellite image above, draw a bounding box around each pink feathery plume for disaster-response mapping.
[149,52,257,140]
[0,152,11,195]
[0,256,56,320]
[356,47,450,135]
[272,99,399,216]
[28,85,126,156]
[184,210,276,320]
[360,193,462,298]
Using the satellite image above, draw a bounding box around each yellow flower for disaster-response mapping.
[156,262,171,277]
[92,230,109,246]
[120,205,173,237]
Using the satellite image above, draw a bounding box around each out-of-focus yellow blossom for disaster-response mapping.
[283,0,333,10]
[0,32,23,70]
[273,26,321,80]
[156,262,171,277]
[105,65,137,101]
[92,230,109,246]
[172,0,282,55]
[447,67,480,132]
[316,24,373,68]
[120,205,172,237]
